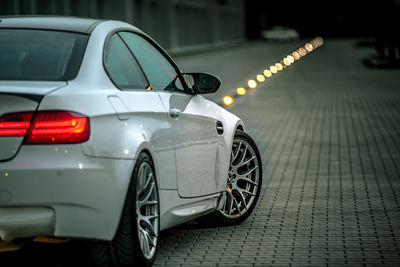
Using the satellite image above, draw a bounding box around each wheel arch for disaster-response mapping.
[236,124,245,132]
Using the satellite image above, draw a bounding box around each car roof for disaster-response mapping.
[0,16,103,34]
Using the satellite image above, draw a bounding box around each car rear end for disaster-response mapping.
[0,18,130,250]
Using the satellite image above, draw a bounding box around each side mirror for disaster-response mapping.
[183,72,221,94]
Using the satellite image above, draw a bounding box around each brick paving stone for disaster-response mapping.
[153,39,400,267]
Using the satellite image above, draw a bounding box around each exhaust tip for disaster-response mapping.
[0,240,22,252]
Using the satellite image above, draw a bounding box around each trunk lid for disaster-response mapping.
[0,81,67,161]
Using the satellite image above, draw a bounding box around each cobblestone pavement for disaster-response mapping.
[153,39,400,266]
[1,39,400,266]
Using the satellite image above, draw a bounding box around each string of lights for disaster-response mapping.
[222,37,324,106]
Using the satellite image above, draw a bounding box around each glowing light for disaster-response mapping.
[124,149,129,155]
[270,66,278,73]
[283,57,291,66]
[5,172,8,177]
[287,55,295,63]
[311,36,324,48]
[298,47,307,56]
[292,51,300,60]
[78,163,83,169]
[256,74,265,82]
[316,36,324,46]
[305,43,313,52]
[275,63,283,71]
[237,87,246,95]
[263,69,272,77]
[248,79,257,89]
[222,96,234,106]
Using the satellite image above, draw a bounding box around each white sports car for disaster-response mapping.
[0,17,262,266]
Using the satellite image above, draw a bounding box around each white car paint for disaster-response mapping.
[0,18,244,243]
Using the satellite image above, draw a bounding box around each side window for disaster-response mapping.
[119,32,182,91]
[104,34,148,89]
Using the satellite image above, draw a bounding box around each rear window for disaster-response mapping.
[0,29,88,81]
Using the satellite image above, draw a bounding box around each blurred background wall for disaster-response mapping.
[0,0,246,52]
[1,0,399,63]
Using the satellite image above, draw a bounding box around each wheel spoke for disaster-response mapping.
[233,144,248,167]
[139,182,155,204]
[140,219,157,237]
[237,176,258,186]
[142,200,158,206]
[234,189,249,210]
[237,187,255,197]
[232,197,242,215]
[232,141,242,162]
[139,228,150,256]
[137,167,145,193]
[227,193,234,215]
[238,155,256,168]
[142,173,152,193]
[240,165,258,177]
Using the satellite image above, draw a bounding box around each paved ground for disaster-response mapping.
[1,38,400,266]
[154,39,400,266]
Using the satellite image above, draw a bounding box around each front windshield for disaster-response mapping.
[0,29,88,81]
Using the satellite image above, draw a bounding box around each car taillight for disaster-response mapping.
[25,111,90,144]
[0,112,33,136]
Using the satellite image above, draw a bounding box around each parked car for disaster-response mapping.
[0,17,262,266]
[260,25,300,42]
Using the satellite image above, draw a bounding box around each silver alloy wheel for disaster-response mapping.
[220,139,260,218]
[136,162,159,260]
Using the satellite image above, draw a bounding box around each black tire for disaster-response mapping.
[202,131,262,226]
[89,152,160,267]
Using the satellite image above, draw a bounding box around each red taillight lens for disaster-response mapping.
[0,112,33,136]
[25,111,90,144]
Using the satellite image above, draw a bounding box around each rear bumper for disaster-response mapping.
[0,207,54,241]
[0,145,134,241]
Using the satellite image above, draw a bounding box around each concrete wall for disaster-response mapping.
[0,0,245,52]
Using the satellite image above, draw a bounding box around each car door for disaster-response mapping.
[103,33,176,190]
[119,31,221,198]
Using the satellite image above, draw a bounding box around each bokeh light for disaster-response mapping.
[292,51,300,60]
[275,63,283,71]
[248,79,257,88]
[256,74,266,82]
[237,87,246,95]
[283,57,291,66]
[263,69,272,77]
[298,47,307,56]
[305,43,313,52]
[222,96,233,106]
[223,37,324,106]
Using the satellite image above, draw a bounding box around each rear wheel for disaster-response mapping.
[205,131,262,226]
[89,152,159,267]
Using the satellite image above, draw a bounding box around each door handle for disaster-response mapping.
[216,121,224,135]
[169,108,181,118]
